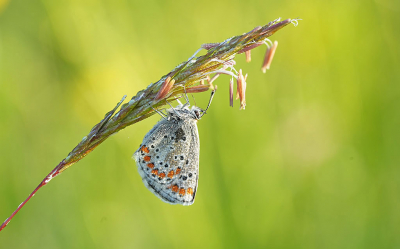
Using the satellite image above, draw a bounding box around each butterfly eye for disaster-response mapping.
[194,110,200,118]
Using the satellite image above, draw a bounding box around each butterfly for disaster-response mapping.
[133,91,215,205]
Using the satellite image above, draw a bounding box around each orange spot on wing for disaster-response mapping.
[151,169,158,175]
[175,168,181,175]
[159,172,166,179]
[170,184,179,192]
[179,188,186,196]
[147,163,154,169]
[144,156,151,162]
[187,188,193,196]
[141,146,150,153]
[167,170,174,178]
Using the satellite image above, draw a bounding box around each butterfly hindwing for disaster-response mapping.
[133,109,200,205]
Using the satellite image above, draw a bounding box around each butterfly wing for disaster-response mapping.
[133,117,200,205]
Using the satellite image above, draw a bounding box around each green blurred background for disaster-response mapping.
[1,0,399,248]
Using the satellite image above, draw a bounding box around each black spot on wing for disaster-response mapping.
[174,128,186,142]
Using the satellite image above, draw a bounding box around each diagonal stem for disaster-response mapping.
[0,161,64,231]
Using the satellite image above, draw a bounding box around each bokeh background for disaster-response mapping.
[1,0,399,248]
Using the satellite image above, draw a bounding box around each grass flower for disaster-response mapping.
[262,40,279,72]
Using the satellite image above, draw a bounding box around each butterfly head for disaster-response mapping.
[191,106,204,120]
[166,89,216,121]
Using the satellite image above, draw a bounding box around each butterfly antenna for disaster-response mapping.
[191,94,197,107]
[202,89,216,116]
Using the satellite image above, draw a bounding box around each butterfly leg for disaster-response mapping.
[182,86,191,107]
[166,100,182,117]
[151,107,168,120]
